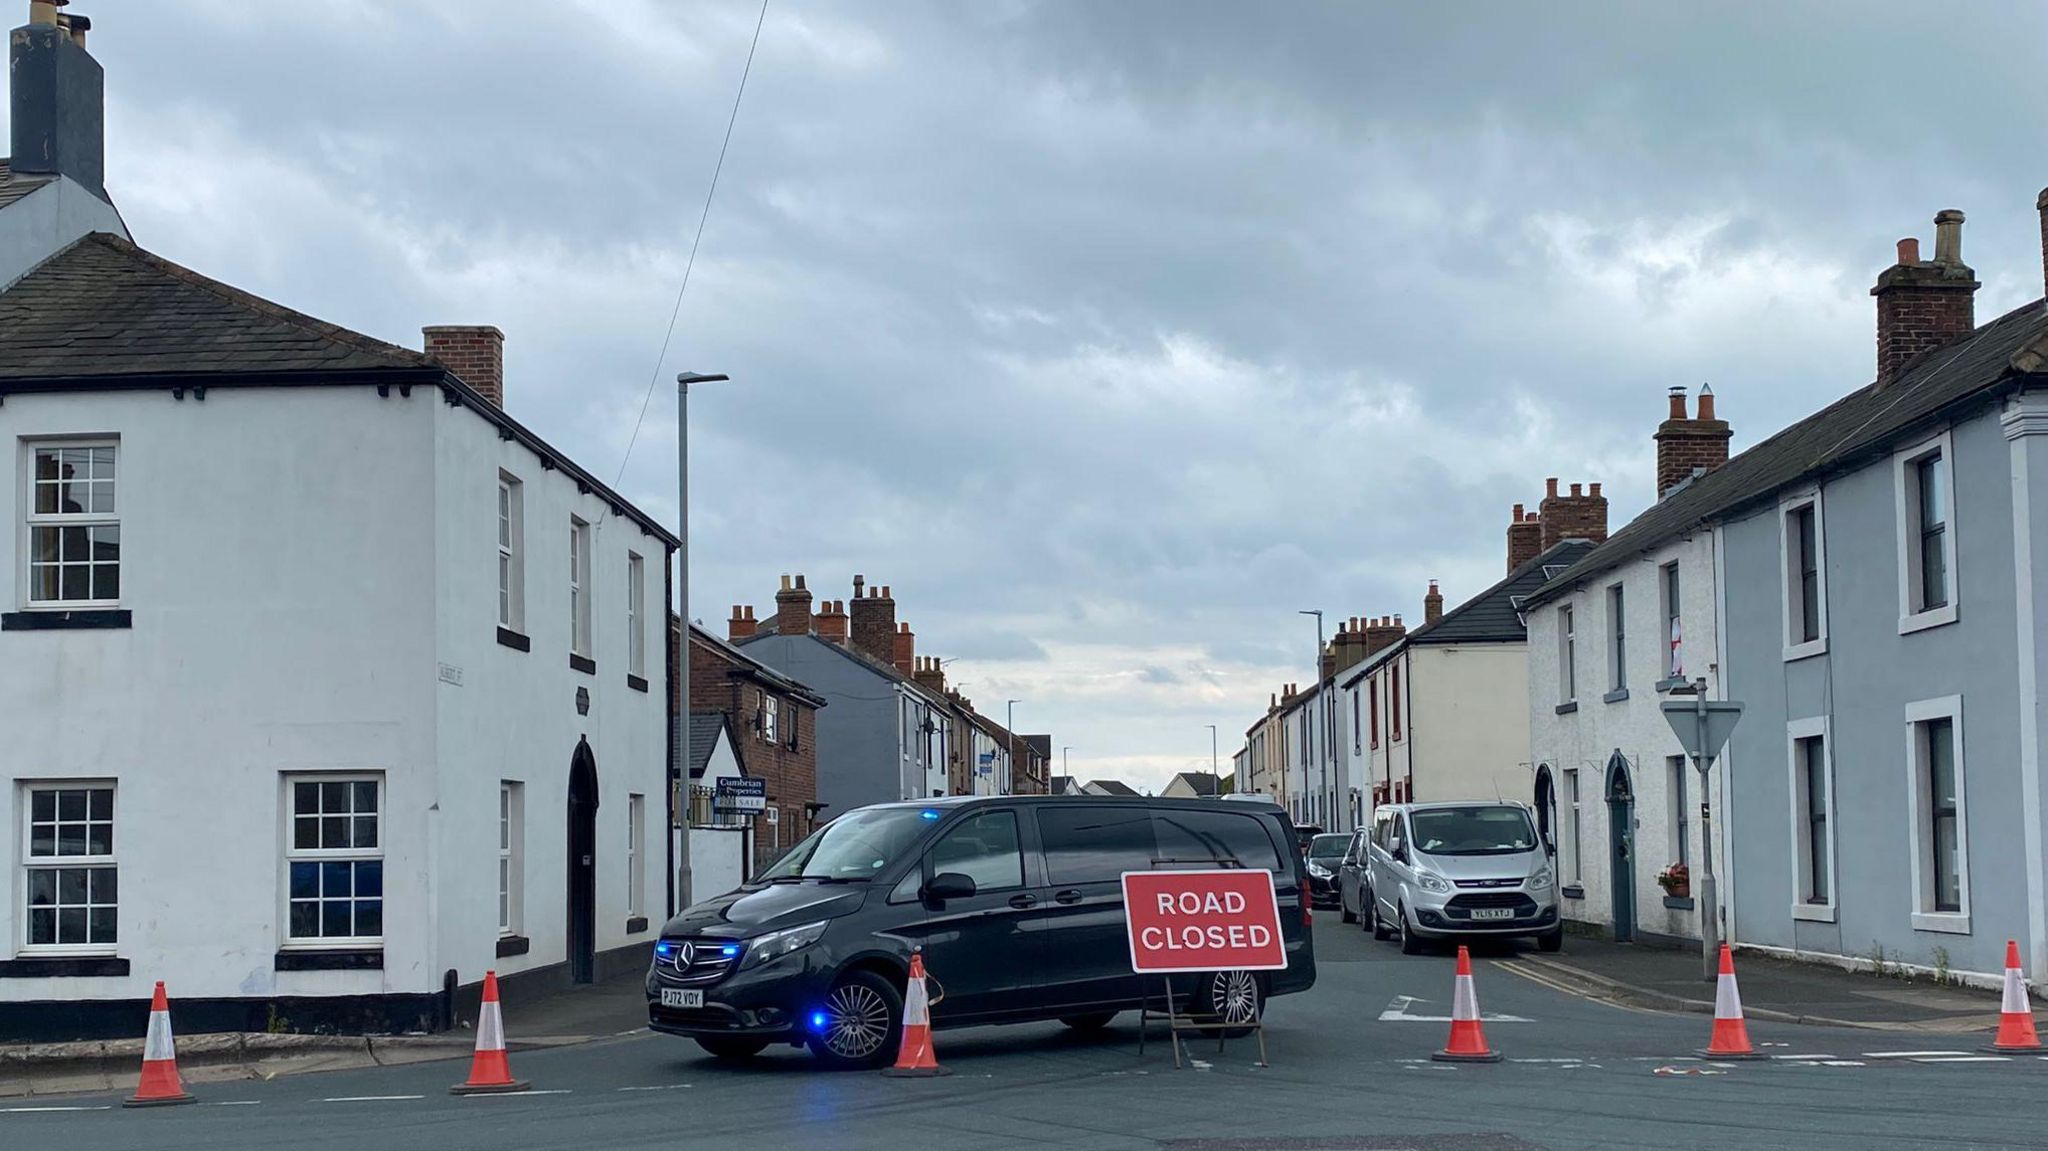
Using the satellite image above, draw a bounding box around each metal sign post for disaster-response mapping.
[1661,678,1743,982]
[1124,864,1286,1067]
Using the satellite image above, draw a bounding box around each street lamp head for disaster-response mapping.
[676,371,731,387]
[1298,609,1322,619]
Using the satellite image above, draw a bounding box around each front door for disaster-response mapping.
[895,807,1043,1022]
[567,740,599,983]
[1606,752,1635,944]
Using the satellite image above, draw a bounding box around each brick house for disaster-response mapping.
[671,616,827,871]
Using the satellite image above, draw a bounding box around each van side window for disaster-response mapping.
[929,810,1024,892]
[1153,810,1283,873]
[1037,806,1157,885]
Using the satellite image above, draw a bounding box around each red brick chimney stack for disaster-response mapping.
[728,604,758,641]
[814,599,849,644]
[1654,383,1733,500]
[913,656,947,696]
[1362,616,1406,657]
[1506,504,1544,572]
[1424,581,1443,625]
[848,576,898,664]
[1538,478,1608,550]
[894,621,916,676]
[773,574,813,637]
[422,325,505,407]
[1873,210,1979,389]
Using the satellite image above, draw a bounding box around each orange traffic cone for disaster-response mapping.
[123,981,195,1107]
[450,971,530,1094]
[1432,945,1501,1063]
[1698,942,1764,1059]
[881,950,949,1077]
[1984,940,2041,1053]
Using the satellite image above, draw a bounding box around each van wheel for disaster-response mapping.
[1197,970,1264,1039]
[1398,904,1426,955]
[1536,925,1564,953]
[695,1036,771,1061]
[807,970,903,1070]
[1340,897,1357,925]
[1369,891,1392,941]
[1059,1012,1119,1031]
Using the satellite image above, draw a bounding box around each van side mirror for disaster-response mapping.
[925,872,977,903]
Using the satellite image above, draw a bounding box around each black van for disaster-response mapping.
[646,795,1317,1068]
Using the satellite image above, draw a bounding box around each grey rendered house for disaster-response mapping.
[1540,199,2048,984]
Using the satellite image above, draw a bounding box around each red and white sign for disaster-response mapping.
[1121,868,1289,974]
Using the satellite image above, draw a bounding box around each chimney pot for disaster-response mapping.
[28,2,60,25]
[1394,614,1403,627]
[1697,383,1716,422]
[2036,188,2048,300]
[1588,482,1601,497]
[779,574,792,591]
[1932,209,1965,267]
[1667,385,1688,419]
[1897,237,1921,264]
[794,574,806,590]
[1545,477,1559,498]
[1569,482,1582,497]
[744,606,754,620]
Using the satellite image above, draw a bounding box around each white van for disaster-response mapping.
[1363,802,1562,954]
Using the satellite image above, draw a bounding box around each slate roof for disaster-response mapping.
[1524,298,2048,605]
[733,628,952,710]
[1050,775,1076,794]
[0,160,53,210]
[1084,779,1140,797]
[0,233,680,547]
[1024,734,1052,761]
[1167,771,1221,797]
[679,712,735,780]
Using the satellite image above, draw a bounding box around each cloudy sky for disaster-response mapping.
[36,1,2048,792]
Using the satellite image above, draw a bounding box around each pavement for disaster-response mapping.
[1515,933,2005,1032]
[6,920,2048,1149]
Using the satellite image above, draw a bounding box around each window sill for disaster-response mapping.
[1791,903,1837,923]
[0,955,130,977]
[1655,676,1690,694]
[626,916,650,935]
[1661,895,1694,910]
[1783,638,1828,663]
[627,673,649,693]
[1911,911,1971,935]
[1554,701,1579,715]
[1561,884,1585,900]
[495,934,530,958]
[2,609,131,631]
[1603,688,1630,704]
[496,627,531,652]
[570,653,596,676]
[1899,605,1958,635]
[274,948,384,971]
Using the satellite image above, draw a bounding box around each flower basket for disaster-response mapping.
[1656,862,1690,898]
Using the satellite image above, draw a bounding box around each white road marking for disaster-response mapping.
[203,1101,263,1106]
[1378,994,1532,1023]
[616,1084,693,1092]
[1510,1058,1585,1063]
[466,1089,573,1097]
[2,1105,114,1113]
[1770,1054,1837,1061]
[1819,1061,1866,1067]
[324,1095,425,1103]
[1865,1050,1969,1058]
[1913,1056,2010,1064]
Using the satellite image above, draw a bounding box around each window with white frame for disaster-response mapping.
[627,552,646,677]
[497,474,524,631]
[569,518,592,656]
[1559,605,1577,703]
[761,694,779,743]
[284,776,383,944]
[1788,721,1832,915]
[26,442,120,606]
[21,784,116,950]
[1351,689,1362,755]
[1906,699,1967,928]
[1781,492,1827,657]
[627,793,645,919]
[499,782,523,936]
[1661,562,1683,680]
[1895,433,1958,631]
[1607,583,1627,693]
[1667,755,1689,870]
[1560,768,1582,884]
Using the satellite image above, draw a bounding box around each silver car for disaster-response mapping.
[1364,802,1562,954]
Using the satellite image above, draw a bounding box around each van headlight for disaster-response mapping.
[1307,862,1332,879]
[738,920,828,970]
[1416,872,1452,894]
[1528,863,1555,890]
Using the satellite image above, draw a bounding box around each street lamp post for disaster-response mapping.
[1006,699,1020,795]
[674,371,730,915]
[1299,609,1326,827]
[1063,746,1071,791]
[1206,723,1220,796]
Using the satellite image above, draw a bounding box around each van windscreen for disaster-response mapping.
[756,806,933,881]
[1407,807,1537,856]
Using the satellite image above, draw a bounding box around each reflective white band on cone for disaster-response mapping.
[2005,966,2029,1015]
[143,1010,176,1062]
[477,1000,505,1053]
[903,971,929,1028]
[1452,975,1478,1021]
[1714,973,1743,1020]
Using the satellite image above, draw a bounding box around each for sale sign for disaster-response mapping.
[1121,868,1289,974]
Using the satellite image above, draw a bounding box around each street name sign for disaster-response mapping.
[1121,868,1288,973]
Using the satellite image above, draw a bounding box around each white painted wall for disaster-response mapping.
[0,382,669,1010]
[1407,644,1532,804]
[0,180,125,289]
[1525,531,1727,942]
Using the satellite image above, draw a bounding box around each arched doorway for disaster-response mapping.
[1533,765,1556,859]
[1605,751,1636,944]
[567,739,599,984]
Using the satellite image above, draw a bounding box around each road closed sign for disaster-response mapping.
[1121,868,1289,974]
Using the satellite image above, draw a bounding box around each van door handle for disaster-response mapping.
[1008,893,1038,909]
[1053,889,1084,905]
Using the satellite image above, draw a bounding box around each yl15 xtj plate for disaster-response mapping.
[1469,907,1515,921]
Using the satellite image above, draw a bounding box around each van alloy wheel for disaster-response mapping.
[821,982,892,1061]
[1209,970,1259,1026]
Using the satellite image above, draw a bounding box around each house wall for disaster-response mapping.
[1721,403,2025,980]
[1407,644,1531,805]
[1526,531,1727,943]
[0,178,125,288]
[735,635,919,815]
[684,631,818,868]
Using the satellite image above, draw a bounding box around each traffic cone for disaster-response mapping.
[123,981,195,1107]
[1983,940,2041,1053]
[1431,945,1501,1063]
[1698,942,1764,1059]
[881,951,949,1077]
[450,971,530,1094]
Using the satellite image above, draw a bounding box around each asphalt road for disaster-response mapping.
[9,918,2048,1151]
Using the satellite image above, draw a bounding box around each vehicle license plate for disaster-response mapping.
[660,988,703,1008]
[1470,908,1515,921]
